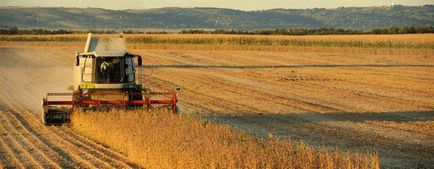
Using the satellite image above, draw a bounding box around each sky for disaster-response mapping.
[1,0,433,10]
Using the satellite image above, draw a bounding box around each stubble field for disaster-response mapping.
[0,34,433,168]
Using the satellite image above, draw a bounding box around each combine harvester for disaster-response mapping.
[41,33,179,125]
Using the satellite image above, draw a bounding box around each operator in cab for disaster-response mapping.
[99,58,121,83]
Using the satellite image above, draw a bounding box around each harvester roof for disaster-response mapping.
[83,33,129,57]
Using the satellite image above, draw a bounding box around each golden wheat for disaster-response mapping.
[70,109,379,169]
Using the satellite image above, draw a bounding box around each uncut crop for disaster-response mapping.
[1,34,433,49]
[70,109,379,169]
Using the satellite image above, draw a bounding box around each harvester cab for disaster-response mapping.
[42,33,178,125]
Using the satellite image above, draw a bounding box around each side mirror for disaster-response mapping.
[136,55,142,66]
[75,55,79,66]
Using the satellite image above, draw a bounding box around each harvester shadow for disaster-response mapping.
[142,64,434,69]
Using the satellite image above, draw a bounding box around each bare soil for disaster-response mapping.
[0,45,433,168]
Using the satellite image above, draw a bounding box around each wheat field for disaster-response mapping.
[0,33,432,168]
[70,109,379,169]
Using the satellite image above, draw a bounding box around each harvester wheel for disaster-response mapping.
[41,98,71,125]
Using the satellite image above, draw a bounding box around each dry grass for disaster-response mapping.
[70,109,379,169]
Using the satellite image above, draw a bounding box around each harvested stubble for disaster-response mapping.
[70,109,379,169]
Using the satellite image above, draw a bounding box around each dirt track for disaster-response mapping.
[0,47,140,168]
[0,46,433,168]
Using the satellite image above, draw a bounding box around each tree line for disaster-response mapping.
[1,26,432,35]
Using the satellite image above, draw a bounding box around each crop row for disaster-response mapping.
[1,34,433,49]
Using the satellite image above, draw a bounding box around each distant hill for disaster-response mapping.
[0,5,433,30]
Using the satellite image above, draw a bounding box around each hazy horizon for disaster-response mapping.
[1,0,433,10]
